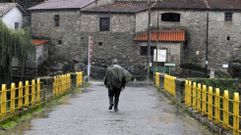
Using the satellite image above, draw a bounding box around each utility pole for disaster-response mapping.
[147,0,151,80]
[147,0,158,80]
[205,12,209,77]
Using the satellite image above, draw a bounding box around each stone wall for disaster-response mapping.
[136,10,241,72]
[80,13,146,79]
[31,11,147,79]
[136,10,207,68]
[208,11,241,69]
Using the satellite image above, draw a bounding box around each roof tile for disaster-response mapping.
[28,0,96,10]
[134,30,185,42]
[0,3,18,17]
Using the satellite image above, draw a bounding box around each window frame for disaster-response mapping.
[99,17,110,31]
[54,15,60,27]
[161,13,181,22]
[14,22,19,29]
[224,12,233,21]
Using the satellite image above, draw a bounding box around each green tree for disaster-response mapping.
[0,20,33,83]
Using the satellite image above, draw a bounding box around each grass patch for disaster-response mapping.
[1,121,17,130]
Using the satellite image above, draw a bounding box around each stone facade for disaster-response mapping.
[137,10,241,71]
[30,0,241,78]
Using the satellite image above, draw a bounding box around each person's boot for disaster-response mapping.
[109,96,114,110]
[114,100,119,112]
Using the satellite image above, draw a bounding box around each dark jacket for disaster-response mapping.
[104,64,132,90]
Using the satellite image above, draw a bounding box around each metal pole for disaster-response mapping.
[205,12,209,77]
[147,0,151,80]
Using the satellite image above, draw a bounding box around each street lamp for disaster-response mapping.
[147,0,158,80]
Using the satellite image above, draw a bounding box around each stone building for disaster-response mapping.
[29,0,241,79]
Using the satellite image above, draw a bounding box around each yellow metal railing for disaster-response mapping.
[0,79,42,118]
[155,72,160,88]
[0,72,84,121]
[53,74,71,96]
[185,80,240,135]
[163,74,176,96]
[76,72,83,87]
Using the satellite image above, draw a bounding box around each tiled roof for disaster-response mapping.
[206,0,241,10]
[134,30,185,42]
[32,39,49,46]
[82,1,148,13]
[28,0,96,10]
[0,3,18,17]
[153,0,207,10]
[83,0,241,14]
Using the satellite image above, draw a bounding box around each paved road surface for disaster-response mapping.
[8,81,212,135]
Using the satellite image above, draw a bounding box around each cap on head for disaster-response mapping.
[112,59,118,64]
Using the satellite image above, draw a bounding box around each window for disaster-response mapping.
[58,40,62,45]
[225,12,233,21]
[98,42,103,46]
[15,22,19,29]
[99,17,110,31]
[161,13,180,22]
[227,36,230,41]
[140,46,156,56]
[54,15,60,27]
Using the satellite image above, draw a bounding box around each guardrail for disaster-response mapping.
[154,72,240,135]
[155,73,176,96]
[185,80,240,135]
[0,72,84,121]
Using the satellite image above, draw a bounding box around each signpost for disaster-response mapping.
[87,36,94,82]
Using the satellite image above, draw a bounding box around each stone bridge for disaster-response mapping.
[7,81,212,135]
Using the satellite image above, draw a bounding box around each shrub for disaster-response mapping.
[228,60,241,78]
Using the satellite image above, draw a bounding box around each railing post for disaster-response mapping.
[184,80,188,106]
[208,86,213,120]
[188,81,192,107]
[155,72,160,88]
[223,90,229,129]
[24,81,29,107]
[53,76,56,96]
[214,88,220,124]
[31,79,36,105]
[197,83,201,112]
[1,84,7,117]
[202,85,207,115]
[10,83,16,113]
[37,79,41,103]
[233,92,239,135]
[172,76,176,96]
[18,81,23,109]
[192,82,197,110]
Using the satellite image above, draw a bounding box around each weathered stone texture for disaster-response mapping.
[208,12,241,69]
[80,13,146,79]
[145,10,207,67]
